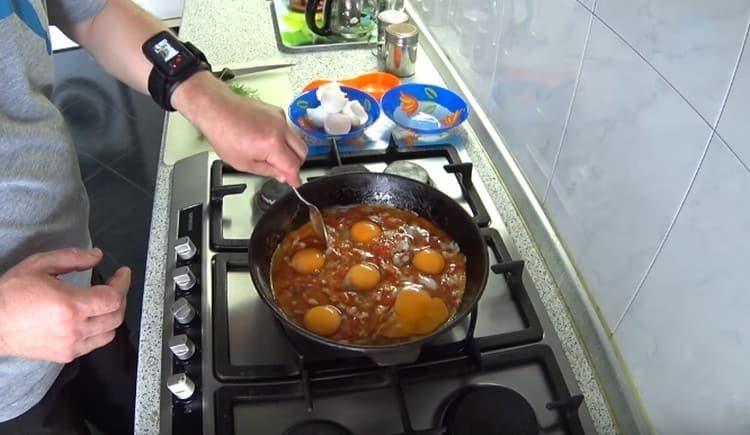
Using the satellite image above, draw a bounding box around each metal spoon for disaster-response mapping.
[291,186,330,248]
[289,138,339,248]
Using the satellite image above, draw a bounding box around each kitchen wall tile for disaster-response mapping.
[578,0,594,11]
[545,19,711,329]
[718,36,750,167]
[596,0,750,123]
[615,136,750,435]
[424,0,501,108]
[484,0,591,199]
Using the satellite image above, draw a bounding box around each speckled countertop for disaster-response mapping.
[134,1,616,433]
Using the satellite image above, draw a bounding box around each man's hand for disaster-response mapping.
[0,248,130,363]
[172,71,308,186]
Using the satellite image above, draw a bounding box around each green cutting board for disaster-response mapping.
[162,61,294,165]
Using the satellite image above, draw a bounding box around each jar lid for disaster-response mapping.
[385,22,419,45]
[378,9,409,25]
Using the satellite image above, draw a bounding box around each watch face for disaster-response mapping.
[153,38,179,62]
[149,35,197,77]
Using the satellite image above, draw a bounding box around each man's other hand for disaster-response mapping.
[172,71,308,186]
[0,248,130,363]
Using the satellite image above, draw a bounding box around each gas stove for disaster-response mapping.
[159,140,596,434]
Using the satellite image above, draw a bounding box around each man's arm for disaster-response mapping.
[56,0,155,95]
[55,0,307,185]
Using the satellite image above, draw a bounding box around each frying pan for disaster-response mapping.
[248,172,489,365]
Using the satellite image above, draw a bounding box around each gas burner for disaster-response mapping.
[282,420,354,435]
[384,160,430,185]
[255,178,292,212]
[329,164,370,175]
[439,385,538,435]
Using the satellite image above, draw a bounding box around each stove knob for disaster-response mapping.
[166,373,195,400]
[171,297,196,325]
[172,266,197,291]
[174,236,197,261]
[168,334,196,361]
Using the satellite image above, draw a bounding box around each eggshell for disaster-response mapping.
[319,88,348,114]
[315,82,345,101]
[324,112,352,135]
[342,100,368,127]
[306,106,328,128]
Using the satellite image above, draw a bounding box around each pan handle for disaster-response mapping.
[444,163,490,227]
[367,344,422,366]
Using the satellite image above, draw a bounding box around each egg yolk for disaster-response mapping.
[412,248,446,274]
[345,263,381,291]
[291,248,325,274]
[382,288,450,338]
[304,305,342,336]
[350,220,382,243]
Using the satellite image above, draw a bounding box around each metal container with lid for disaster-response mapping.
[375,9,409,58]
[384,22,419,77]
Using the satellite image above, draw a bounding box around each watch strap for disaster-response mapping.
[145,38,211,112]
[147,68,169,111]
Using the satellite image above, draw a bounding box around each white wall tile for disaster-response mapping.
[718,36,750,167]
[545,19,711,329]
[615,136,750,435]
[579,0,594,11]
[484,0,590,199]
[596,0,750,123]
[425,0,502,122]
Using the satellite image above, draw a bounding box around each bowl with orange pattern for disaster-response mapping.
[381,84,469,136]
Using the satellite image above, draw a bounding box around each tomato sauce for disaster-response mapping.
[271,204,467,344]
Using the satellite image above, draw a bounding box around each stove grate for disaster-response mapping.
[213,345,586,435]
[211,227,541,382]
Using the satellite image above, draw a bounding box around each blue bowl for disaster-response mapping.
[381,84,469,135]
[288,86,381,142]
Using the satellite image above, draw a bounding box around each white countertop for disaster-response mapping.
[133,1,617,433]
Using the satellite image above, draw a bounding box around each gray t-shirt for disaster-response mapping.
[0,0,106,421]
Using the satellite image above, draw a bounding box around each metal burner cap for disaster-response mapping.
[440,385,538,435]
[282,419,354,435]
[329,164,370,175]
[255,178,292,212]
[384,160,430,185]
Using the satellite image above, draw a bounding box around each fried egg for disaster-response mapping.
[345,263,381,291]
[382,287,450,337]
[304,305,342,336]
[291,248,325,274]
[350,220,382,243]
[412,248,446,274]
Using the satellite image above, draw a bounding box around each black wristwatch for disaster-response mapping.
[141,31,211,112]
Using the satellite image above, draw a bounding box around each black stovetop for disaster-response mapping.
[216,345,585,435]
[165,141,590,435]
